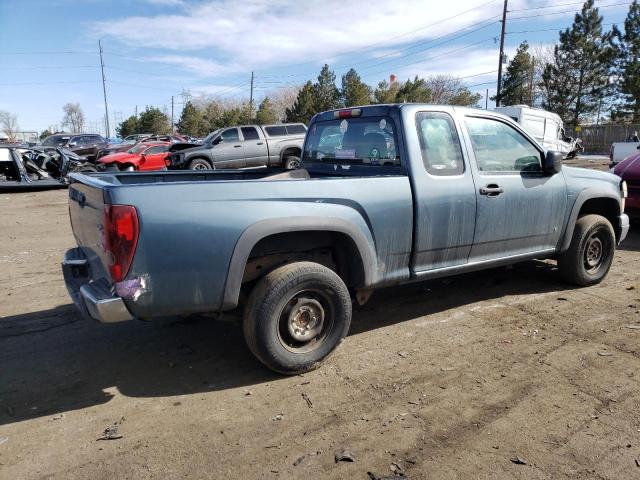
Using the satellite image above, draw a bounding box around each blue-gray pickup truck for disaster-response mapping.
[63,104,630,374]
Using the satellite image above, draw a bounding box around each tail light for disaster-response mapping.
[103,205,139,282]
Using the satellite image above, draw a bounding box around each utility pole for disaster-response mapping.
[249,71,254,123]
[99,40,110,138]
[171,96,174,133]
[495,0,508,107]
[485,89,489,109]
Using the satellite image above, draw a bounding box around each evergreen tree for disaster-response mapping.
[285,81,317,124]
[313,64,341,112]
[138,107,172,134]
[449,88,483,107]
[116,115,138,138]
[614,1,640,122]
[39,128,53,140]
[373,79,399,104]
[256,97,278,124]
[395,76,432,103]
[176,101,204,136]
[497,42,535,106]
[341,68,372,107]
[541,0,616,124]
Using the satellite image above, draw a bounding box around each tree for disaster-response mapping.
[269,86,300,122]
[313,64,341,112]
[341,68,372,107]
[137,106,171,134]
[395,76,432,103]
[426,75,482,106]
[541,0,616,124]
[0,111,19,142]
[256,97,278,124]
[286,81,317,124]
[39,128,53,140]
[496,42,535,106]
[116,115,139,138]
[176,101,204,136]
[613,1,640,122]
[373,79,400,104]
[62,102,85,133]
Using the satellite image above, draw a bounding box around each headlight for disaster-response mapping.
[622,180,628,198]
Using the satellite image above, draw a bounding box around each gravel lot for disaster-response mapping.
[1,157,639,479]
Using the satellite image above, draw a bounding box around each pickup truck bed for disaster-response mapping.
[63,104,629,374]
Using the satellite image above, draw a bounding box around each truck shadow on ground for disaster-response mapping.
[0,259,584,426]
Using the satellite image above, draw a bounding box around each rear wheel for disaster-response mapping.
[284,156,300,170]
[189,158,213,170]
[243,262,352,374]
[557,214,615,286]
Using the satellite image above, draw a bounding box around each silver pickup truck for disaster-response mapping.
[63,104,629,374]
[169,123,307,170]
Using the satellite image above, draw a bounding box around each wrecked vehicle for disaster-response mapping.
[168,123,306,170]
[0,146,97,190]
[63,104,629,374]
[494,105,584,159]
[97,142,172,172]
[39,134,108,161]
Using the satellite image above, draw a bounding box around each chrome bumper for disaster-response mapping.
[62,248,134,323]
[619,214,630,244]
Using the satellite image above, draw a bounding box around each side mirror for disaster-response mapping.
[213,137,223,145]
[543,150,563,174]
[68,142,77,148]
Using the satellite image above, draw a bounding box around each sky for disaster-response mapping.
[0,0,632,136]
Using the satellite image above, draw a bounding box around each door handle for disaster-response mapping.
[480,184,504,196]
[256,142,264,145]
[234,145,241,148]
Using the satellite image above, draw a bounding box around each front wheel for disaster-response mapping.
[188,158,213,170]
[243,262,352,374]
[557,214,615,286]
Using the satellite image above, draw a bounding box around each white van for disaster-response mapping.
[494,105,583,158]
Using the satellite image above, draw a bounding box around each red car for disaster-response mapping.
[614,151,640,218]
[97,142,171,172]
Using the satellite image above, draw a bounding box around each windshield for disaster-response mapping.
[127,144,148,154]
[41,136,70,147]
[303,116,399,166]
[202,129,221,144]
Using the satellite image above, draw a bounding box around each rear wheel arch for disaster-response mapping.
[280,146,302,162]
[221,219,376,310]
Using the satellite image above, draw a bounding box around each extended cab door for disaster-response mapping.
[241,127,269,167]
[410,110,478,272]
[463,115,567,262]
[210,128,245,168]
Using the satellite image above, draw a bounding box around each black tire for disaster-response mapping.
[189,158,213,170]
[557,214,615,286]
[243,262,352,374]
[284,156,301,170]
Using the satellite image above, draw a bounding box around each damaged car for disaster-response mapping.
[0,146,97,190]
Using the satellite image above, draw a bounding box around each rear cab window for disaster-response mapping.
[265,126,287,137]
[241,127,260,141]
[415,112,464,176]
[286,124,307,135]
[303,116,400,168]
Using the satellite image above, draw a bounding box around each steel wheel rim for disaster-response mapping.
[193,162,208,170]
[584,233,604,273]
[287,159,300,169]
[277,289,333,354]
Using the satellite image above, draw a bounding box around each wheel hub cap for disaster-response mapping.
[585,236,603,268]
[287,297,324,342]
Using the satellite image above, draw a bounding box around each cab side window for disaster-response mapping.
[415,112,464,176]
[241,127,260,141]
[145,146,167,154]
[220,128,239,142]
[466,117,542,173]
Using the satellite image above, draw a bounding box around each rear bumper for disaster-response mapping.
[62,248,134,323]
[619,214,630,244]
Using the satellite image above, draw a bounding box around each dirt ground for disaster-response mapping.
[1,158,639,479]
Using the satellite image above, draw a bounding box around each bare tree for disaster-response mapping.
[425,75,482,106]
[62,102,85,133]
[531,43,555,108]
[0,111,19,142]
[268,86,302,122]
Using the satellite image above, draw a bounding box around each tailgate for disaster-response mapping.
[68,181,112,282]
